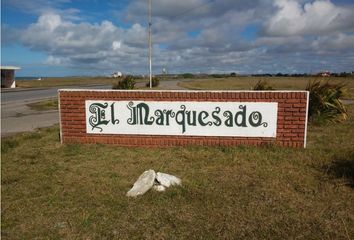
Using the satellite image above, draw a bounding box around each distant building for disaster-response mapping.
[112,72,123,78]
[319,71,331,77]
[1,66,21,88]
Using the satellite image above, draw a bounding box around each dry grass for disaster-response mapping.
[178,76,354,99]
[16,77,118,88]
[16,76,354,100]
[16,77,153,89]
[2,105,354,239]
[26,99,59,111]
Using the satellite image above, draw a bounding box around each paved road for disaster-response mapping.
[1,85,111,137]
[158,80,186,90]
[1,84,110,103]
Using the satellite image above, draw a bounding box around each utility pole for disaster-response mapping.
[148,0,152,88]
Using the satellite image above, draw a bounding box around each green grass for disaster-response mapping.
[16,77,117,88]
[179,76,354,99]
[16,77,150,89]
[16,76,354,100]
[2,105,354,239]
[27,99,59,111]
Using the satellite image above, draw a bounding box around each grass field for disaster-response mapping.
[1,104,353,239]
[16,77,155,89]
[16,76,354,100]
[27,99,59,111]
[16,77,117,88]
[178,76,354,99]
[16,77,145,88]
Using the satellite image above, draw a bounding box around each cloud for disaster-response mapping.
[18,13,149,72]
[1,24,21,45]
[264,0,354,36]
[123,0,209,21]
[2,0,81,21]
[45,55,69,65]
[21,14,125,55]
[18,8,259,72]
[4,0,354,75]
[3,0,71,12]
[312,33,354,51]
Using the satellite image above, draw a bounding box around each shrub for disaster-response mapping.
[146,77,160,88]
[306,80,348,123]
[112,75,135,89]
[1,139,19,154]
[253,80,274,90]
[211,74,229,78]
[181,73,194,78]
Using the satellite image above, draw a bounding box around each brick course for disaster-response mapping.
[59,90,309,148]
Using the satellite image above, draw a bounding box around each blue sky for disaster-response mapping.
[1,0,354,76]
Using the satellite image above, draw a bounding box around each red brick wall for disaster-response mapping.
[59,90,309,148]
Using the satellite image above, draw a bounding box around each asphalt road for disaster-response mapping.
[1,85,111,137]
[1,84,110,103]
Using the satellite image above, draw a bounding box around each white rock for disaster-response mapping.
[153,185,166,192]
[126,169,156,197]
[156,172,182,188]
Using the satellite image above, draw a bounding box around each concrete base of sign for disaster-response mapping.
[126,170,182,197]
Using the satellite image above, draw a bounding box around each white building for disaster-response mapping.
[1,66,21,88]
[112,72,123,78]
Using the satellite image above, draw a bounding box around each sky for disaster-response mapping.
[1,0,354,77]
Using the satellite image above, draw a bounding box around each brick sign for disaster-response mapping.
[86,101,278,137]
[59,90,309,148]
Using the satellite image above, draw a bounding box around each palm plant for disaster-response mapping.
[306,80,348,123]
[112,75,135,89]
[146,77,160,87]
[252,80,274,90]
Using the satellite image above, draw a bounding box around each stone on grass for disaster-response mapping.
[126,170,182,197]
[153,185,166,192]
[126,169,156,197]
[156,172,182,187]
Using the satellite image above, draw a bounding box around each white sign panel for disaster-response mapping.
[85,101,278,137]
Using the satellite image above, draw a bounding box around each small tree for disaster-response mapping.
[112,75,135,89]
[252,80,274,90]
[146,77,160,88]
[182,73,194,78]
